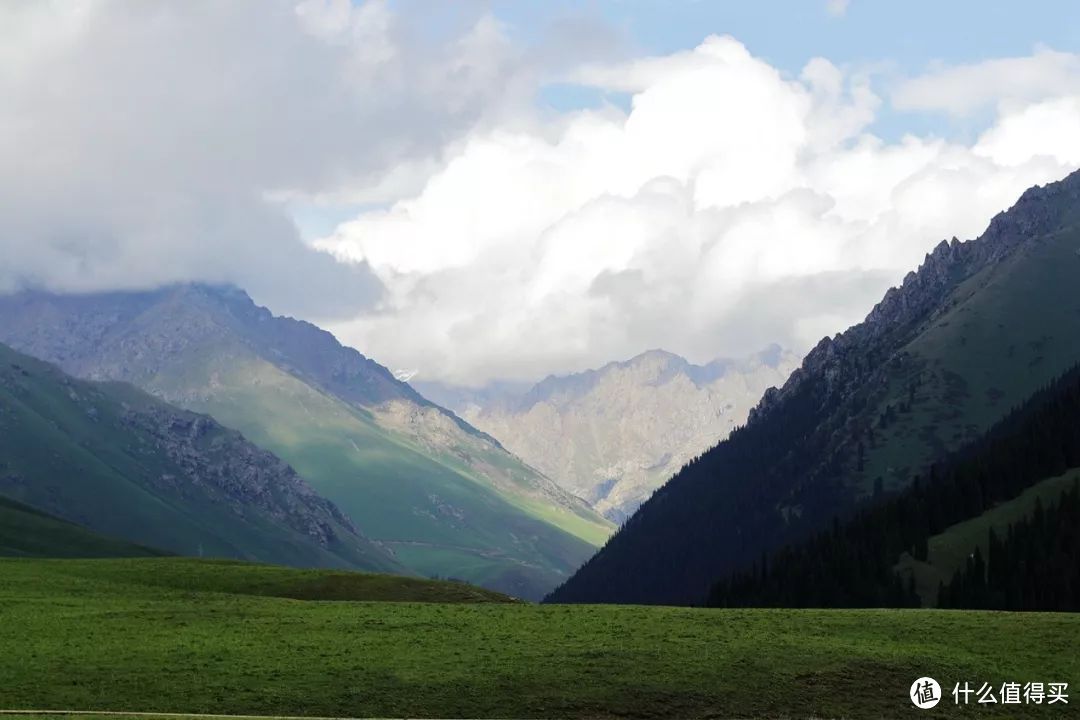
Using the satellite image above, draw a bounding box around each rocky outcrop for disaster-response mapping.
[120,404,359,547]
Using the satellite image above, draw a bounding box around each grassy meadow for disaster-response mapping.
[2,558,1077,719]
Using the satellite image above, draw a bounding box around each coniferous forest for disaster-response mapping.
[708,362,1080,610]
[938,484,1080,611]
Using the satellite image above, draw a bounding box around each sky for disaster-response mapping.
[3,1,1080,385]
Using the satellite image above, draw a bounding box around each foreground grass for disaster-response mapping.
[2,558,1077,719]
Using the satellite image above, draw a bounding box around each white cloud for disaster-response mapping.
[826,0,850,18]
[894,47,1080,116]
[317,37,1080,384]
[0,0,579,320]
[5,8,1080,386]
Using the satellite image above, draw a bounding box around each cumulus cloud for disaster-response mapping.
[5,7,1080,384]
[0,0,584,320]
[316,37,1080,384]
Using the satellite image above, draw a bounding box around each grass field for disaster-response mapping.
[1,558,1077,719]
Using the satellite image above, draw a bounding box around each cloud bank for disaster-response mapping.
[4,3,1080,384]
[317,37,1080,383]
[0,0,577,319]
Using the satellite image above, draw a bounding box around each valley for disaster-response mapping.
[550,169,1080,606]
[4,7,1080,720]
[0,286,612,599]
[419,346,798,523]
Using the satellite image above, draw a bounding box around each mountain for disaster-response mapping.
[0,285,612,599]
[708,359,1080,611]
[0,342,397,571]
[547,168,1080,605]
[417,347,798,523]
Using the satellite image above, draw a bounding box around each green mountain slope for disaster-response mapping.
[550,168,1080,605]
[0,343,399,572]
[0,496,163,558]
[0,287,612,598]
[857,219,1080,492]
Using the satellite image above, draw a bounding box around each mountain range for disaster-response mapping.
[0,285,612,599]
[549,168,1080,605]
[418,346,798,523]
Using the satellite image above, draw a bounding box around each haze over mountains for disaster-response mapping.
[419,347,798,523]
[0,286,611,599]
[550,168,1080,605]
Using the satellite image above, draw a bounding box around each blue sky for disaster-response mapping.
[497,0,1080,73]
[499,0,1080,139]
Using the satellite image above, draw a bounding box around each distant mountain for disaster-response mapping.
[548,168,1080,605]
[0,342,397,571]
[418,346,798,523]
[0,286,612,599]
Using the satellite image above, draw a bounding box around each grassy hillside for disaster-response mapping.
[0,344,398,573]
[0,558,1076,719]
[172,352,608,599]
[898,468,1080,605]
[0,496,162,558]
[15,557,516,603]
[861,223,1080,492]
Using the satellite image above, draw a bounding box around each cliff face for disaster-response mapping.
[420,347,798,523]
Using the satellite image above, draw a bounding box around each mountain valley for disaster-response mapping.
[419,346,798,523]
[0,287,612,599]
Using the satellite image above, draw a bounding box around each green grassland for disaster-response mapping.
[897,469,1080,605]
[859,224,1080,493]
[173,354,609,598]
[1,558,1077,719]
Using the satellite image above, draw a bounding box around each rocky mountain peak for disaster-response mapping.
[750,168,1080,426]
[438,347,799,522]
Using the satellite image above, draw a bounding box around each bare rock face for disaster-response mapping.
[751,168,1080,429]
[120,403,358,547]
[420,347,799,523]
